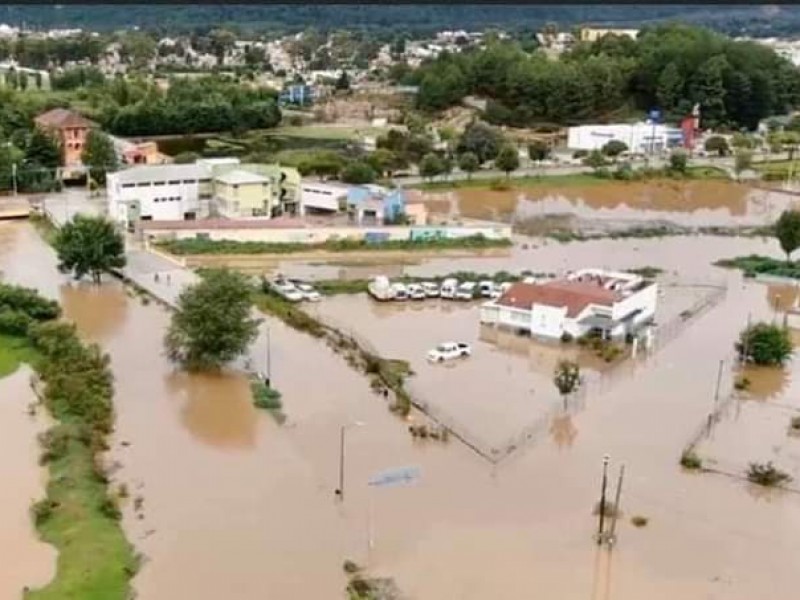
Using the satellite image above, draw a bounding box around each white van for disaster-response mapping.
[478,280,495,297]
[456,281,477,300]
[390,282,408,301]
[440,278,459,299]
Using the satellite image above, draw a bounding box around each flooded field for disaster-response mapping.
[419,181,798,228]
[0,368,56,600]
[2,220,800,600]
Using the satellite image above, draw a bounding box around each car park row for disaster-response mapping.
[367,275,513,302]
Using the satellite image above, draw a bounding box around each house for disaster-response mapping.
[213,169,273,218]
[34,108,97,173]
[106,163,212,229]
[567,122,684,153]
[110,136,169,166]
[210,162,301,217]
[480,268,657,341]
[579,27,639,43]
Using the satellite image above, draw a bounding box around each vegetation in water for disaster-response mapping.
[735,322,793,367]
[746,461,792,487]
[680,450,703,470]
[714,254,800,280]
[54,215,126,284]
[165,268,260,370]
[553,359,581,397]
[775,209,800,261]
[157,234,512,256]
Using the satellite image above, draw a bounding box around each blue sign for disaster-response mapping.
[649,109,661,123]
[368,466,421,488]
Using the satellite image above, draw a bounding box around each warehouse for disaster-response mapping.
[567,122,684,153]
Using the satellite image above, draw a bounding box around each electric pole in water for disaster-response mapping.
[606,464,625,547]
[596,454,610,545]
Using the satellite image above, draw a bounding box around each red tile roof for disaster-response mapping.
[495,281,619,318]
[35,108,97,130]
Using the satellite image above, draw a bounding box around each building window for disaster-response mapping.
[233,184,239,197]
[153,181,165,186]
[121,183,135,189]
[182,179,196,184]
[168,180,180,185]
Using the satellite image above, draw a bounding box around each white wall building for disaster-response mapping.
[480,268,658,341]
[299,181,350,214]
[107,163,213,229]
[567,122,684,153]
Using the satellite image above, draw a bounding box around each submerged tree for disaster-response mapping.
[553,359,581,409]
[735,322,793,367]
[54,215,126,284]
[165,268,259,371]
[775,209,800,261]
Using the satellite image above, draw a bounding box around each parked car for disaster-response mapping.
[440,278,459,300]
[421,281,440,298]
[427,342,472,363]
[271,279,304,303]
[295,282,321,302]
[490,281,512,299]
[368,276,394,301]
[391,282,408,301]
[406,283,426,300]
[478,280,495,297]
[456,281,477,300]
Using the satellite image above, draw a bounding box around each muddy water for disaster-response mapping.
[421,181,796,228]
[2,221,800,599]
[0,367,57,600]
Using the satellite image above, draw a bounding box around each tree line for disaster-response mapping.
[409,24,800,131]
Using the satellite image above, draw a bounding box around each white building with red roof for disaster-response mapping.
[480,268,658,341]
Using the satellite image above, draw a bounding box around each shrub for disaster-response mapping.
[343,560,361,575]
[680,450,702,470]
[38,426,72,464]
[734,376,751,391]
[746,461,792,487]
[631,515,649,527]
[250,379,282,410]
[0,308,34,336]
[560,331,574,343]
[31,498,58,525]
[99,496,122,520]
[0,282,61,321]
[735,322,793,366]
[489,178,511,191]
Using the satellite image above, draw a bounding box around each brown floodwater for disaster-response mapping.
[0,367,57,600]
[420,181,797,229]
[2,220,800,599]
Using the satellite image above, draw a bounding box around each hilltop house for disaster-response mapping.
[480,268,657,341]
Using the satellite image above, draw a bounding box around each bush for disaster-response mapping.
[31,498,58,525]
[631,515,649,527]
[250,379,283,410]
[560,331,574,343]
[99,496,122,520]
[680,450,702,470]
[0,282,61,321]
[734,376,751,391]
[489,178,511,191]
[38,426,72,465]
[790,416,800,432]
[735,322,793,366]
[0,308,34,336]
[746,461,792,487]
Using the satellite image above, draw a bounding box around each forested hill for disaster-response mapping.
[4,4,800,37]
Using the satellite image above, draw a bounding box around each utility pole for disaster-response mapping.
[11,162,17,196]
[712,359,724,409]
[264,326,271,388]
[596,454,610,545]
[335,421,365,502]
[606,464,625,546]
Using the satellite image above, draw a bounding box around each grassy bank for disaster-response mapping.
[157,234,512,257]
[0,283,136,600]
[545,224,774,244]
[715,255,800,279]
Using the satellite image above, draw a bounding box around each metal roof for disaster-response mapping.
[109,163,211,184]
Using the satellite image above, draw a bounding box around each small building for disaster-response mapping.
[110,136,169,166]
[579,27,639,43]
[299,181,350,215]
[106,163,212,229]
[346,185,408,224]
[480,268,657,341]
[213,169,273,218]
[567,122,684,153]
[34,108,97,173]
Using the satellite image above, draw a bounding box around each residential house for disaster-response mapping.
[579,27,639,43]
[110,136,169,166]
[480,268,657,341]
[210,162,301,217]
[213,169,273,218]
[34,108,97,175]
[106,163,212,229]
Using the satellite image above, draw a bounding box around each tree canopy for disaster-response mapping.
[165,268,260,371]
[775,210,800,261]
[81,130,119,185]
[54,215,126,284]
[736,322,793,366]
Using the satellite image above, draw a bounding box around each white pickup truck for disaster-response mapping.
[427,342,472,363]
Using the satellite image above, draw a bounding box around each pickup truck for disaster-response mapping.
[427,342,472,363]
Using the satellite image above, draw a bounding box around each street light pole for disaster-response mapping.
[597,454,610,545]
[336,420,365,502]
[264,325,271,388]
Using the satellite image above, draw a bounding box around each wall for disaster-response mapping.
[610,282,658,323]
[109,176,201,226]
[567,124,682,152]
[216,180,272,218]
[61,126,90,167]
[529,304,567,339]
[145,223,512,245]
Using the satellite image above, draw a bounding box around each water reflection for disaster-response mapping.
[165,370,259,450]
[549,412,578,449]
[737,365,791,401]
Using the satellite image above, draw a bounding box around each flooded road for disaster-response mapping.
[0,368,56,600]
[2,221,800,599]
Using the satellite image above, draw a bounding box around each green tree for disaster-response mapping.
[601,140,628,157]
[704,135,729,157]
[731,132,755,150]
[335,70,351,92]
[419,152,444,180]
[81,130,118,185]
[656,62,684,113]
[527,140,550,162]
[457,151,479,179]
[775,209,800,261]
[25,129,61,168]
[553,359,581,408]
[669,150,688,174]
[173,151,200,164]
[456,120,503,163]
[165,269,259,371]
[340,160,377,184]
[735,322,793,366]
[54,215,126,284]
[734,150,752,176]
[583,150,607,169]
[690,55,729,128]
[494,145,520,178]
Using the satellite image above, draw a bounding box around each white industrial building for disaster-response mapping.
[299,181,350,214]
[107,163,213,229]
[480,268,657,341]
[567,122,684,153]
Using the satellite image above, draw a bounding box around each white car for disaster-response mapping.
[406,283,426,300]
[271,279,304,302]
[390,282,408,301]
[421,281,440,298]
[295,282,321,302]
[456,281,477,300]
[427,342,472,363]
[478,280,495,298]
[440,278,459,300]
[490,281,512,299]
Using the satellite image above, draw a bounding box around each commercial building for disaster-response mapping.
[213,169,273,218]
[479,268,657,341]
[578,27,639,43]
[299,181,350,214]
[107,163,212,229]
[567,122,684,153]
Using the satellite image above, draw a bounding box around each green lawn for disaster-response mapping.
[0,333,36,378]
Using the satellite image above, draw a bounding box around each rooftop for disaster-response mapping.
[35,108,97,129]
[215,169,270,186]
[109,163,211,184]
[495,280,621,318]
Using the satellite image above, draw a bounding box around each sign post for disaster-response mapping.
[648,109,661,157]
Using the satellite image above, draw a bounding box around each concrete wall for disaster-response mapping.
[530,304,568,338]
[146,223,512,245]
[108,176,201,225]
[610,282,658,323]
